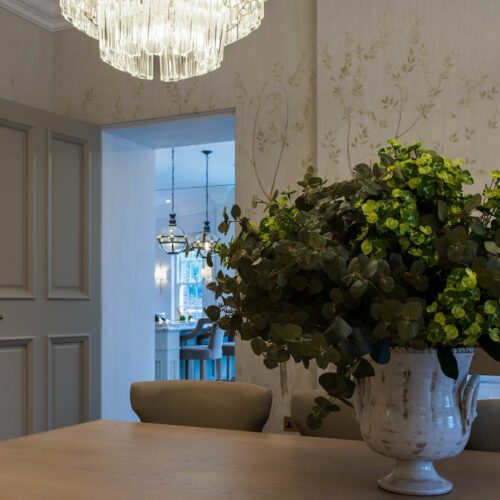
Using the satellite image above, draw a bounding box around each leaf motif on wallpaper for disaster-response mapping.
[239,52,314,201]
[81,88,95,117]
[114,96,124,121]
[131,81,145,120]
[320,16,500,174]
[488,109,499,130]
[233,72,248,102]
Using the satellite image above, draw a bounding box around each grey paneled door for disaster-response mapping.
[0,97,101,439]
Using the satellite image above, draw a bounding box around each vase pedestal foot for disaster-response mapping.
[377,459,452,496]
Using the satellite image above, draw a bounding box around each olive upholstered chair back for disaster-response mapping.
[468,349,500,452]
[291,390,362,440]
[130,380,272,432]
[466,399,500,452]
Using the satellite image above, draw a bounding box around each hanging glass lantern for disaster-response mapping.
[194,150,216,258]
[157,149,188,255]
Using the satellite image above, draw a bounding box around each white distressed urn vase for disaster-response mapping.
[353,348,480,496]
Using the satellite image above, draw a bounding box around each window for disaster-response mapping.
[176,253,204,319]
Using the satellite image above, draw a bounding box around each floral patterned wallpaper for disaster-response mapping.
[317,0,500,187]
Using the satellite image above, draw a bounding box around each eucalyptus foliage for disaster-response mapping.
[205,141,500,428]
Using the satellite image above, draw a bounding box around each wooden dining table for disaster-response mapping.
[0,420,498,499]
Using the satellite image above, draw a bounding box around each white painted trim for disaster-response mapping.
[0,0,72,32]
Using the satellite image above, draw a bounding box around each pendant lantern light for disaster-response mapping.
[194,150,216,258]
[157,148,188,255]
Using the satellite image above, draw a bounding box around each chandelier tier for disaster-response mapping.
[157,148,188,255]
[60,0,267,81]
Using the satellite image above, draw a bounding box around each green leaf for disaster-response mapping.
[464,193,482,212]
[401,301,422,321]
[437,345,459,380]
[306,413,322,430]
[478,334,500,362]
[270,323,302,341]
[471,222,487,236]
[206,252,213,268]
[218,316,232,330]
[350,279,368,299]
[380,153,395,167]
[329,288,343,304]
[485,241,500,254]
[352,358,375,378]
[291,275,308,291]
[438,200,448,222]
[276,271,287,287]
[205,305,220,321]
[329,316,352,340]
[250,338,267,356]
[319,372,356,398]
[397,320,419,340]
[264,355,279,369]
[308,279,324,295]
[230,204,241,218]
[354,163,371,179]
[309,232,324,250]
[310,333,327,351]
[218,221,230,234]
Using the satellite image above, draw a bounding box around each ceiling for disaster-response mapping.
[155,142,235,192]
[0,0,71,31]
[107,113,235,150]
[108,115,236,220]
[155,185,235,220]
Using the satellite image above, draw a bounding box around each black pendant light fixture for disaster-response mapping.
[194,150,216,258]
[157,148,188,255]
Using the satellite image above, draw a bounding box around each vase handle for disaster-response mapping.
[353,377,367,422]
[460,374,480,428]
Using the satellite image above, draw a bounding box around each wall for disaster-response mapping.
[50,0,317,432]
[316,0,500,189]
[101,132,156,421]
[0,7,53,111]
[3,0,499,430]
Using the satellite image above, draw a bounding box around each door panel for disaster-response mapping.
[0,97,101,438]
[47,334,90,430]
[0,119,34,298]
[47,131,90,299]
[0,337,33,440]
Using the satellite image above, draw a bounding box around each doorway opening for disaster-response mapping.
[101,112,235,421]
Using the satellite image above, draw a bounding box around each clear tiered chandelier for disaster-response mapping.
[60,0,267,81]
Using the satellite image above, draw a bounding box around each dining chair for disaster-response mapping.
[180,324,224,380]
[467,349,500,452]
[179,318,213,344]
[130,380,272,432]
[466,399,500,452]
[216,340,235,381]
[290,390,363,440]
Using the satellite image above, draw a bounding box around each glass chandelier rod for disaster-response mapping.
[60,1,268,82]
